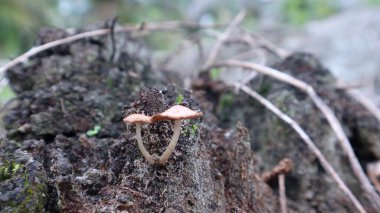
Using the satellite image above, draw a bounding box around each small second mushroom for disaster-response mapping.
[152,105,203,165]
[123,114,156,164]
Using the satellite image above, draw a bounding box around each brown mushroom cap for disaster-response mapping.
[151,105,203,122]
[123,114,152,124]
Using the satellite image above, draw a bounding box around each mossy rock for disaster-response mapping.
[0,152,48,213]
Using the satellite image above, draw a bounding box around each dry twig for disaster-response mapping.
[0,28,110,76]
[261,158,293,183]
[216,60,380,210]
[0,21,215,77]
[336,82,364,90]
[201,10,246,69]
[261,158,293,213]
[248,33,290,58]
[235,83,366,213]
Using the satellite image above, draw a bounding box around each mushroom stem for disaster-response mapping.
[136,123,155,164]
[159,120,181,165]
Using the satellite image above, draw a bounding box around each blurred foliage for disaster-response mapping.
[1,0,379,58]
[210,68,221,81]
[281,0,336,26]
[367,0,380,5]
[0,0,56,57]
[0,0,341,58]
[144,32,183,51]
[0,0,377,107]
[0,0,192,58]
[115,0,185,22]
[0,85,15,103]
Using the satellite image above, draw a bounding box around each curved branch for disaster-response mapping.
[237,83,366,213]
[214,60,380,210]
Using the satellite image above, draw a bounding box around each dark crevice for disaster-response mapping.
[45,182,60,212]
[349,124,377,167]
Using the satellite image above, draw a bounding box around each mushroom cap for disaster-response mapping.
[152,105,203,122]
[123,114,152,124]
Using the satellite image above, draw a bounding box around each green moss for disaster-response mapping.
[257,83,271,96]
[190,124,198,136]
[274,92,290,114]
[0,161,23,181]
[217,93,235,121]
[182,124,199,137]
[282,0,336,26]
[18,181,48,213]
[219,93,234,109]
[3,166,48,212]
[12,163,22,173]
[210,68,221,81]
[175,94,184,104]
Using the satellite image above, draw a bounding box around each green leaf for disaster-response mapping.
[11,163,21,173]
[210,68,220,81]
[176,94,184,104]
[86,125,101,137]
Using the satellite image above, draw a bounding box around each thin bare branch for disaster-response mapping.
[0,28,110,75]
[249,33,290,58]
[216,60,380,210]
[261,158,293,182]
[336,82,364,90]
[202,10,246,69]
[236,83,366,213]
[0,21,215,76]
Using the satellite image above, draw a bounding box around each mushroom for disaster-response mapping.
[123,114,156,164]
[152,105,203,165]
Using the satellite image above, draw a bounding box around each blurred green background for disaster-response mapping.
[2,0,379,58]
[0,0,379,103]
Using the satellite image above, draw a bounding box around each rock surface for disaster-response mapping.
[0,26,274,212]
[2,23,379,213]
[205,52,380,212]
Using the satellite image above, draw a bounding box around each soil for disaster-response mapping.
[0,25,379,213]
